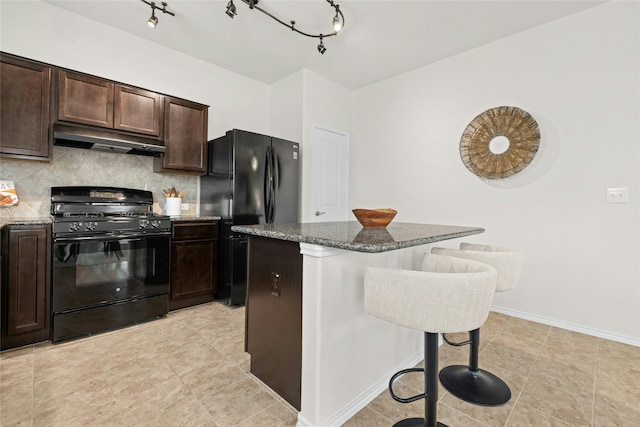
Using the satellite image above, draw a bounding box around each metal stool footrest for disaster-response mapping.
[442,333,472,347]
[389,368,425,403]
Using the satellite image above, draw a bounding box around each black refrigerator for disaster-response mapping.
[200,129,300,305]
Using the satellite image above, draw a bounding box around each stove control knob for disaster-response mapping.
[139,219,150,229]
[86,222,97,231]
[69,222,80,232]
[150,220,161,228]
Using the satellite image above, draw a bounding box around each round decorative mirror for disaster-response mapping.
[459,106,540,179]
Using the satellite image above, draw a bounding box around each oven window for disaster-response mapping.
[53,235,170,313]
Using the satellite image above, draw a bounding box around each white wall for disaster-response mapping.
[271,70,305,143]
[300,70,352,222]
[351,1,640,343]
[270,69,352,222]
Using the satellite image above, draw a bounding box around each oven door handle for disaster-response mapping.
[53,231,170,243]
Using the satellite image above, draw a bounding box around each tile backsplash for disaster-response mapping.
[0,146,198,218]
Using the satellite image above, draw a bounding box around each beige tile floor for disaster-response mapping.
[1,303,638,426]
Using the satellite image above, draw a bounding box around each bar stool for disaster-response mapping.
[364,253,498,427]
[431,243,523,406]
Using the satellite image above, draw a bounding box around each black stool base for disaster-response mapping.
[393,418,448,427]
[439,365,511,406]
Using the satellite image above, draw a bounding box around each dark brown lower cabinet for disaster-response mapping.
[245,236,302,410]
[1,224,51,350]
[169,221,218,311]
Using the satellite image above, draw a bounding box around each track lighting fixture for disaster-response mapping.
[141,0,175,29]
[225,0,345,55]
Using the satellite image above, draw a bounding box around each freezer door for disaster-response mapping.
[271,137,300,224]
[232,130,271,224]
[200,134,232,218]
[217,232,248,305]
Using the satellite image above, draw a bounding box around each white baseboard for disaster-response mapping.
[296,350,424,427]
[491,305,640,347]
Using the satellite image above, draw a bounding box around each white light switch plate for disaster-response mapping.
[181,203,190,211]
[606,187,629,203]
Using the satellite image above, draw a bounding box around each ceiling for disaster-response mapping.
[44,0,607,89]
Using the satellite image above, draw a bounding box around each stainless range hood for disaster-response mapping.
[53,123,165,156]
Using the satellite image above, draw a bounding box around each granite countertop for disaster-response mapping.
[232,221,485,253]
[169,215,221,222]
[0,216,52,228]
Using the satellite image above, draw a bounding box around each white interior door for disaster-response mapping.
[312,124,350,222]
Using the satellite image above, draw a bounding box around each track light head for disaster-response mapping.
[141,0,174,28]
[317,36,326,55]
[332,8,342,32]
[226,0,237,18]
[148,9,158,28]
[332,16,342,32]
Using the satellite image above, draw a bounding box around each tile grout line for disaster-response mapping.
[30,347,36,425]
[590,340,601,427]
[475,314,518,427]
[485,315,553,427]
[358,403,395,426]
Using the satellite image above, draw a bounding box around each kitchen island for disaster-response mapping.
[232,221,484,427]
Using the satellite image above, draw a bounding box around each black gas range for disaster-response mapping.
[50,186,171,342]
[51,186,171,237]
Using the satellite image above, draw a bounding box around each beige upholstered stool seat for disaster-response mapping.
[431,243,523,406]
[365,253,498,427]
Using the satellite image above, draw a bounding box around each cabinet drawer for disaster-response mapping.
[172,222,218,241]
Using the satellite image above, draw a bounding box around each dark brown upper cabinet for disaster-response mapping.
[114,85,163,136]
[1,53,208,171]
[154,97,208,175]
[0,53,53,161]
[57,70,114,128]
[57,70,162,137]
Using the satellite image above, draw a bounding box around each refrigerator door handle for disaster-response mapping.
[264,148,272,223]
[271,147,279,223]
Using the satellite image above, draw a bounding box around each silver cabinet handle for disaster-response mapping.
[315,211,326,216]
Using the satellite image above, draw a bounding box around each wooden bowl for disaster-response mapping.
[352,208,398,228]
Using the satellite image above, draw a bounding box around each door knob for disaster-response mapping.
[315,211,326,216]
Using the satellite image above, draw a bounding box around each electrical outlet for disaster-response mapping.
[606,187,629,204]
[180,203,190,211]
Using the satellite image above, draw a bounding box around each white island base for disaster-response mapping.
[298,243,431,427]
[233,222,484,427]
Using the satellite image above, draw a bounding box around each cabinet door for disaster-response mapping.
[169,222,217,311]
[1,225,51,350]
[245,236,302,410]
[114,85,162,136]
[57,70,114,128]
[154,97,208,174]
[0,54,52,160]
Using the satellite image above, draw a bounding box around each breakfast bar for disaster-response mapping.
[232,221,484,427]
